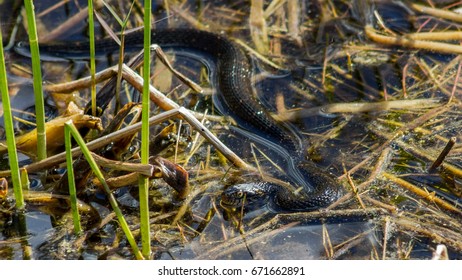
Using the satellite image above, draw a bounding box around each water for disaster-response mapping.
[1,0,462,260]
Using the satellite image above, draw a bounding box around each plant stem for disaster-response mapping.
[0,22,24,208]
[23,0,47,160]
[64,123,82,234]
[139,0,152,259]
[64,121,143,259]
[88,0,97,116]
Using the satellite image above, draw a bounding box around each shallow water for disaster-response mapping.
[1,0,462,260]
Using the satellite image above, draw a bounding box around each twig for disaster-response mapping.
[0,107,253,176]
[428,137,457,172]
[365,25,462,54]
[409,3,462,23]
[406,31,462,41]
[95,172,140,189]
[249,0,269,55]
[43,62,226,123]
[91,152,154,176]
[150,45,203,93]
[393,138,462,178]
[23,191,95,214]
[331,230,373,260]
[234,38,284,69]
[362,196,397,213]
[37,0,70,18]
[274,99,441,122]
[346,172,366,209]
[287,0,302,46]
[39,1,104,43]
[382,172,462,214]
[382,216,391,260]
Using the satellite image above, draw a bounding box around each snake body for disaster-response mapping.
[221,161,341,212]
[16,29,297,150]
[15,28,341,212]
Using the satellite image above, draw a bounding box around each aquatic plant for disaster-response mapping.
[139,0,152,260]
[0,21,24,208]
[23,0,47,161]
[64,120,143,259]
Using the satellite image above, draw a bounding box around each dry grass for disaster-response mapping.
[1,0,462,260]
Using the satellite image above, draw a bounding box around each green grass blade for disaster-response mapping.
[23,0,47,161]
[0,22,24,208]
[88,0,97,117]
[101,0,123,26]
[122,1,136,27]
[64,121,143,259]
[115,1,136,110]
[139,0,152,259]
[64,123,82,234]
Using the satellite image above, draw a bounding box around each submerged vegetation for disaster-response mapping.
[0,0,461,259]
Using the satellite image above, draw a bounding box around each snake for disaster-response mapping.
[15,28,342,212]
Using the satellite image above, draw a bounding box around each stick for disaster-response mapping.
[428,137,457,172]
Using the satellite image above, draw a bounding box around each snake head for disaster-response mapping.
[221,182,271,209]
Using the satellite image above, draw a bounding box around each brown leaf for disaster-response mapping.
[153,156,190,199]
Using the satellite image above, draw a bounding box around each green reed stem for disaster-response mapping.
[115,1,135,111]
[138,0,152,259]
[23,0,47,161]
[0,23,24,208]
[17,212,32,259]
[88,0,97,116]
[64,123,82,234]
[64,121,143,259]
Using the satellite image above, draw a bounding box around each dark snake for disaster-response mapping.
[15,28,342,212]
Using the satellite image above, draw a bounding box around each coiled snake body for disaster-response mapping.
[16,28,342,212]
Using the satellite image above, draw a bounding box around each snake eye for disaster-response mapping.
[236,190,244,198]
